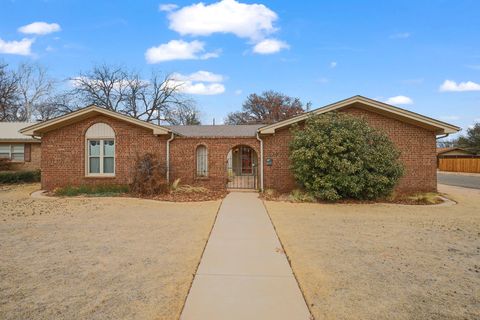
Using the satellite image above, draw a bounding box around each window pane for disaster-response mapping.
[196,146,208,176]
[12,144,24,153]
[103,157,114,173]
[12,153,24,161]
[0,145,10,153]
[104,140,115,157]
[89,140,100,156]
[89,157,100,173]
[0,153,10,159]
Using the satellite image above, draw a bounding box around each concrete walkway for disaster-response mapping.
[180,192,311,320]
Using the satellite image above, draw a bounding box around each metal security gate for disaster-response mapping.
[226,146,258,189]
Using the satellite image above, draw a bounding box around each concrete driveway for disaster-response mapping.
[437,171,480,189]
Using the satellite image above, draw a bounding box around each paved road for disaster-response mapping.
[437,172,480,189]
[181,192,311,320]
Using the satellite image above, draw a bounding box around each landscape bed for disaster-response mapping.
[51,183,228,202]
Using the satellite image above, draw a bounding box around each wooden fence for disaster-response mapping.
[438,157,480,173]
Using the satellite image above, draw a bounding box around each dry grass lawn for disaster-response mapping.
[265,185,480,320]
[0,183,220,320]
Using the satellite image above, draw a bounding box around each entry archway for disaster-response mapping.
[226,145,258,189]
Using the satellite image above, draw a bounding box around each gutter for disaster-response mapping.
[166,132,175,182]
[256,132,264,191]
[436,133,450,140]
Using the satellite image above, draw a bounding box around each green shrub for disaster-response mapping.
[290,113,404,201]
[0,170,41,184]
[55,184,129,197]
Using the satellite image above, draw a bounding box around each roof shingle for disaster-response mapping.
[0,122,40,141]
[167,124,264,137]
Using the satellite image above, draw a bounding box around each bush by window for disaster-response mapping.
[289,113,404,201]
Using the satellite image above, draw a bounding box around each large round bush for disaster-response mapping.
[289,113,404,201]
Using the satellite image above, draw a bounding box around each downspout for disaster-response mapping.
[166,132,175,183]
[256,132,264,191]
[436,133,450,140]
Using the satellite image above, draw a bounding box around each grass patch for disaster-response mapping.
[0,170,41,184]
[55,184,129,197]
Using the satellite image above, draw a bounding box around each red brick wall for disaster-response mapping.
[261,106,437,193]
[41,115,168,190]
[41,107,437,193]
[169,137,260,189]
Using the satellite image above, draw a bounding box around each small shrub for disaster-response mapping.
[0,158,12,171]
[290,113,404,201]
[171,178,181,191]
[130,153,168,195]
[264,189,276,197]
[288,189,316,202]
[0,170,41,184]
[55,184,129,197]
[174,185,208,193]
[407,193,442,205]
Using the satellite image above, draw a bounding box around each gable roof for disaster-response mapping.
[0,122,41,142]
[437,147,475,155]
[168,124,263,137]
[20,105,170,136]
[257,95,460,135]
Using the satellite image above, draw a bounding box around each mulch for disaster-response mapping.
[261,192,445,205]
[133,190,229,202]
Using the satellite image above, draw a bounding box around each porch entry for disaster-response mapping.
[226,145,258,189]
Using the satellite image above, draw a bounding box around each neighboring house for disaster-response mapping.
[437,147,476,158]
[437,147,479,173]
[20,95,460,193]
[0,122,41,171]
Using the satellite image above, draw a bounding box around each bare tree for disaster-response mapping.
[165,103,201,125]
[70,64,195,124]
[16,62,55,121]
[225,91,309,125]
[71,64,129,112]
[0,63,20,121]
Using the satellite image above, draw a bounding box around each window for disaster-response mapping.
[196,145,208,177]
[0,144,24,161]
[88,140,115,175]
[85,123,115,176]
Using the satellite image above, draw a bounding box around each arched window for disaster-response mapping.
[85,123,115,176]
[196,145,208,177]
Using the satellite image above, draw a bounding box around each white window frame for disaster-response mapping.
[0,144,25,162]
[86,139,115,177]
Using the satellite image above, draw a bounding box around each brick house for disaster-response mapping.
[0,122,41,171]
[20,96,459,193]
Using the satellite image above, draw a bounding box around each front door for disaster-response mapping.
[227,146,257,189]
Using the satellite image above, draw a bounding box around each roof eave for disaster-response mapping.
[0,139,41,143]
[257,96,461,136]
[19,106,171,136]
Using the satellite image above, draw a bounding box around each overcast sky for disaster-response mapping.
[1,0,479,133]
